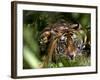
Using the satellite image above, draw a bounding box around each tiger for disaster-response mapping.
[39,20,90,67]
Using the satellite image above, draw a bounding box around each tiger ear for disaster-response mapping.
[70,23,82,30]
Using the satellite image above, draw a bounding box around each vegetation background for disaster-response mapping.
[23,10,91,69]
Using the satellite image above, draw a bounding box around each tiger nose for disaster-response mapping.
[69,55,74,60]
